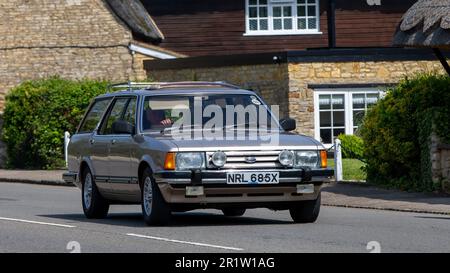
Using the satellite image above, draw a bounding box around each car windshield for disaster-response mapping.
[141,94,280,132]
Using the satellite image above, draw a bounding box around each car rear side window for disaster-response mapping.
[78,98,111,134]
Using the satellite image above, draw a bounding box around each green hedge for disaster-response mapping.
[337,134,364,160]
[2,77,108,169]
[360,74,450,192]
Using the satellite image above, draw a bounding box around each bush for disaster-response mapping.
[2,77,109,169]
[360,74,450,192]
[337,134,364,160]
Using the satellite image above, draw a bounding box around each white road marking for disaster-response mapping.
[127,233,244,251]
[0,217,76,228]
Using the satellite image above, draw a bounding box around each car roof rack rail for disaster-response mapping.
[107,82,157,92]
[107,81,241,92]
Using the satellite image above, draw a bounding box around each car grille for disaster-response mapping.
[206,150,283,169]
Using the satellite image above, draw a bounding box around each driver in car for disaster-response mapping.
[143,106,173,130]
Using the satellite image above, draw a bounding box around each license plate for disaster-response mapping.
[226,172,279,185]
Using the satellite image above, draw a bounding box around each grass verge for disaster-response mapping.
[328,158,366,181]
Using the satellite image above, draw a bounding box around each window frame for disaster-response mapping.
[97,96,138,136]
[244,0,322,36]
[123,96,138,127]
[313,88,384,148]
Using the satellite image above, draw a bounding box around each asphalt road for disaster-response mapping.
[0,182,449,253]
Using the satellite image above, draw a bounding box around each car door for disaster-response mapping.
[110,97,140,198]
[78,98,112,193]
[97,97,133,196]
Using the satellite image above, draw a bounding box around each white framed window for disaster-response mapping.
[245,0,321,36]
[313,88,385,147]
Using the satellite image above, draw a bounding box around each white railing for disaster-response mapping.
[64,131,71,168]
[334,139,343,182]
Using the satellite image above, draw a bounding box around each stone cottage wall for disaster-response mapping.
[288,60,443,136]
[133,52,155,81]
[147,64,290,118]
[0,0,158,167]
[0,0,142,111]
[431,133,450,194]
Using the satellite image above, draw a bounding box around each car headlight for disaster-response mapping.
[176,152,205,170]
[279,150,294,166]
[211,151,227,168]
[295,151,320,168]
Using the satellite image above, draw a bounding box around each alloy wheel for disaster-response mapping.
[143,177,153,216]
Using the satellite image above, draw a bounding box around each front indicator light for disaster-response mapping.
[164,152,176,170]
[320,150,328,168]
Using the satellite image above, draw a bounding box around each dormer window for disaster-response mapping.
[245,0,321,35]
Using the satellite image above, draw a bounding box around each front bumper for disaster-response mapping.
[154,168,333,205]
[154,168,334,185]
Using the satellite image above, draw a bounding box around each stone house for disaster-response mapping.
[0,0,183,166]
[0,0,182,111]
[2,0,446,146]
[144,49,443,147]
[141,0,449,191]
[142,0,447,148]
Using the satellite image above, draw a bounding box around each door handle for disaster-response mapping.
[111,139,116,145]
[89,139,95,145]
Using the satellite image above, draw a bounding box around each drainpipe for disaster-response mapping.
[327,0,336,48]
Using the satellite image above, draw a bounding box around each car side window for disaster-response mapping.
[123,97,137,126]
[78,98,112,134]
[99,98,129,135]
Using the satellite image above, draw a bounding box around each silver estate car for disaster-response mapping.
[63,82,333,225]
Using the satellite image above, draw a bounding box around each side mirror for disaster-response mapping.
[280,118,296,132]
[112,120,135,135]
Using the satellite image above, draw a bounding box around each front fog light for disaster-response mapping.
[279,150,294,166]
[186,186,204,197]
[211,151,227,167]
[297,184,315,194]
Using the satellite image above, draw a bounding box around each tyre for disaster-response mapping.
[141,167,171,226]
[289,192,321,223]
[222,208,246,217]
[81,168,109,219]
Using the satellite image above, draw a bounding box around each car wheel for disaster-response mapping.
[141,167,171,226]
[289,192,321,223]
[81,168,109,219]
[222,208,246,217]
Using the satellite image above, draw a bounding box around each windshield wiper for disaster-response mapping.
[161,124,202,134]
[223,123,258,129]
[224,123,249,128]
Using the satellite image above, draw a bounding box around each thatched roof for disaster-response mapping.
[106,0,164,41]
[393,0,450,48]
